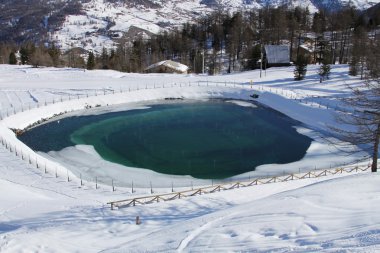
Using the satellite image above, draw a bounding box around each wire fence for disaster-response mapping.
[0,80,349,120]
[0,80,360,197]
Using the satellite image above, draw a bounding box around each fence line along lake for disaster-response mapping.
[18,100,312,179]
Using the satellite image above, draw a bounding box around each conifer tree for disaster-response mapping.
[48,44,61,67]
[294,54,308,80]
[319,49,331,81]
[9,52,17,65]
[87,52,95,70]
[20,47,29,65]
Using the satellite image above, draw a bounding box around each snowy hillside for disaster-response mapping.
[1,0,378,52]
[51,0,379,52]
[0,63,379,252]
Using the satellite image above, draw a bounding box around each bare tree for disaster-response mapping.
[333,38,380,172]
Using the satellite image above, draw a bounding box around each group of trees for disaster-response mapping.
[2,5,375,74]
[0,42,61,67]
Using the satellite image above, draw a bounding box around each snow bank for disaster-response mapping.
[0,64,371,188]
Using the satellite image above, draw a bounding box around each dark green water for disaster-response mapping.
[19,100,312,179]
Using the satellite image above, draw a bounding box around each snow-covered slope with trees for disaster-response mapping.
[0,63,379,252]
[1,0,378,53]
[50,0,379,52]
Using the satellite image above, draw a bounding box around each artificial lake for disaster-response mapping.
[19,100,312,179]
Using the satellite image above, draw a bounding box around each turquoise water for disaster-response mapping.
[19,100,312,179]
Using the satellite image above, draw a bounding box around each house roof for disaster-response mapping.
[264,45,290,64]
[300,44,315,53]
[145,60,189,73]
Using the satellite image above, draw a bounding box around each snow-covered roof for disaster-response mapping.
[264,45,290,64]
[145,60,189,73]
[299,44,315,53]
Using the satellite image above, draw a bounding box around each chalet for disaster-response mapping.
[264,45,291,67]
[298,44,315,64]
[144,60,189,74]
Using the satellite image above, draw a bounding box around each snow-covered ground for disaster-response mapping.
[0,64,379,252]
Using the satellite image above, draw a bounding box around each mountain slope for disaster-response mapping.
[0,0,379,51]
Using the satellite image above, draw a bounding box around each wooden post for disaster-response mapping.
[96,177,98,189]
[112,179,115,192]
[136,216,141,225]
[150,181,153,194]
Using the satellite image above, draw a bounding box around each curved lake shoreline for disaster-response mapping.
[19,99,312,180]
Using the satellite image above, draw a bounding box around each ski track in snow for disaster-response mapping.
[177,215,228,252]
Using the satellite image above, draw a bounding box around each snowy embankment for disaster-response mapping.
[0,64,378,252]
[0,64,369,188]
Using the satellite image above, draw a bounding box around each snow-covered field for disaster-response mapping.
[0,64,379,252]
